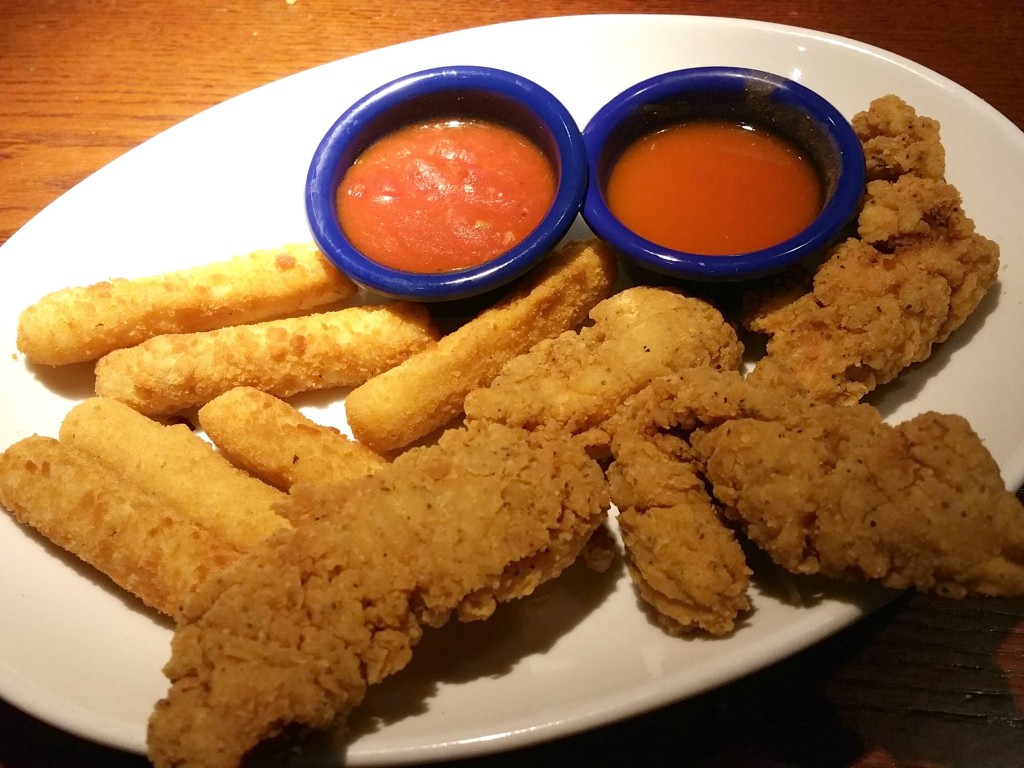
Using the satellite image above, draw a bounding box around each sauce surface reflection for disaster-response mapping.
[606,121,823,256]
[337,118,557,274]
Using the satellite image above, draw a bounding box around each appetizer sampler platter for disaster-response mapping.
[1,14,1023,765]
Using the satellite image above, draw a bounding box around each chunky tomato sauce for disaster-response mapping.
[606,120,822,256]
[336,118,556,273]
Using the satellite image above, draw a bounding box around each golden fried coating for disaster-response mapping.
[857,174,980,248]
[745,98,999,405]
[692,391,1024,598]
[94,302,439,415]
[852,94,945,181]
[60,398,289,549]
[605,375,760,636]
[344,239,619,452]
[615,500,749,637]
[747,207,998,403]
[464,286,743,447]
[147,423,608,768]
[198,387,385,493]
[0,436,242,617]
[17,242,356,366]
[608,368,1024,600]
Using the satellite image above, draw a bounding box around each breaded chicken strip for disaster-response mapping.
[464,286,743,449]
[603,371,806,636]
[147,422,608,768]
[852,94,945,181]
[746,99,999,404]
[748,181,999,404]
[691,377,1024,598]
[616,368,1024,599]
[609,367,1024,632]
[605,411,751,636]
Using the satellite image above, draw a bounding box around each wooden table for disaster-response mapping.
[1,2,1022,767]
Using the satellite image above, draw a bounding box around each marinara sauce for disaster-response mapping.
[606,120,822,256]
[336,118,556,273]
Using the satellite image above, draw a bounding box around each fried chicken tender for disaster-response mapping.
[610,368,1024,600]
[604,371,799,636]
[17,242,356,366]
[464,286,743,448]
[198,387,385,492]
[690,376,1024,598]
[0,436,242,617]
[345,239,619,452]
[606,417,751,636]
[147,423,609,768]
[852,94,945,181]
[94,302,439,415]
[746,98,999,405]
[60,397,289,549]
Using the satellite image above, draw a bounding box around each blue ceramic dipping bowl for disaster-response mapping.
[582,66,866,281]
[305,65,588,301]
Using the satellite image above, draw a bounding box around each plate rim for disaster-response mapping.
[1,11,1021,763]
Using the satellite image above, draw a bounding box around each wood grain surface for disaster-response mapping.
[2,0,1022,246]
[1,2,1022,768]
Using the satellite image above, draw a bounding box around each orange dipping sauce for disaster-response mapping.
[336,118,557,273]
[606,120,823,256]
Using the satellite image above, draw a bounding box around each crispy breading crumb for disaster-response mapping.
[852,94,945,181]
[744,96,999,405]
[606,368,1024,633]
[696,397,1024,598]
[464,285,743,443]
[605,374,763,636]
[147,423,608,768]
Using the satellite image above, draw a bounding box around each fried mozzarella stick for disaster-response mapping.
[94,302,439,415]
[17,242,356,366]
[344,238,619,452]
[60,398,289,549]
[0,436,242,617]
[148,423,609,768]
[198,387,385,492]
[464,286,743,447]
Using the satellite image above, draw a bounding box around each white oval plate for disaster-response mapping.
[1,14,1022,765]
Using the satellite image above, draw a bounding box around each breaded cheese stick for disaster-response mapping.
[17,242,357,366]
[0,436,243,617]
[344,239,619,453]
[94,302,439,415]
[60,397,289,549]
[198,387,385,492]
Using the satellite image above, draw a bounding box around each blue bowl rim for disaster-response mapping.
[581,66,866,281]
[305,65,588,301]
